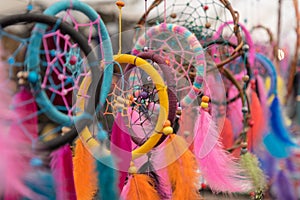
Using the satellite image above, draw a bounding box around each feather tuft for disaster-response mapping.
[165,134,201,199]
[240,152,267,192]
[126,173,160,200]
[50,144,76,200]
[194,109,252,193]
[73,139,97,199]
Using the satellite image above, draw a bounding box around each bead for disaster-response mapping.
[163,120,171,127]
[242,75,249,82]
[170,13,177,18]
[69,55,77,65]
[28,71,39,83]
[165,59,170,65]
[17,71,24,78]
[241,142,248,148]
[241,147,248,154]
[134,90,140,97]
[143,46,149,52]
[30,157,43,167]
[147,76,152,81]
[200,102,209,108]
[18,79,25,85]
[116,1,125,7]
[58,74,65,80]
[140,91,148,99]
[184,131,190,137]
[162,126,173,135]
[201,183,207,189]
[242,44,249,51]
[250,79,256,89]
[205,22,211,29]
[253,69,259,76]
[201,95,210,103]
[248,120,254,127]
[241,106,248,113]
[62,89,68,95]
[128,162,137,174]
[203,5,209,11]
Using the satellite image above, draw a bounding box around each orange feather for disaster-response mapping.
[126,174,160,200]
[73,139,97,199]
[165,134,202,200]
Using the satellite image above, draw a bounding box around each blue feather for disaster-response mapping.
[95,155,118,200]
[263,133,291,158]
[270,96,298,146]
[23,170,56,200]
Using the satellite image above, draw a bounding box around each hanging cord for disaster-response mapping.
[116,1,125,55]
[163,0,167,24]
[144,0,148,42]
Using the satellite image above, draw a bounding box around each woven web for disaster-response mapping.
[146,0,236,45]
[101,67,160,145]
[135,32,201,106]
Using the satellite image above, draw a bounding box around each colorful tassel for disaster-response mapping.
[73,139,97,199]
[194,109,252,193]
[240,152,267,192]
[50,144,76,200]
[165,134,201,199]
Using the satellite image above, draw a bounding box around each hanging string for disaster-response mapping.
[144,0,148,43]
[163,0,167,24]
[116,1,125,55]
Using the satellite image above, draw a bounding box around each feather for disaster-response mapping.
[138,159,167,199]
[270,95,298,146]
[73,139,97,199]
[23,168,56,200]
[240,152,267,192]
[259,151,277,182]
[165,134,201,199]
[194,109,252,193]
[126,174,160,200]
[110,113,132,193]
[247,90,267,151]
[274,170,297,200]
[263,132,291,158]
[95,154,118,200]
[227,85,243,138]
[50,144,76,200]
[220,117,234,149]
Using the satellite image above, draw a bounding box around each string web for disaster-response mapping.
[101,67,160,146]
[146,0,236,45]
[135,32,201,106]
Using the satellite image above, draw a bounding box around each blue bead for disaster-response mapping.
[28,71,39,83]
[30,157,43,167]
[27,4,33,11]
[7,57,15,65]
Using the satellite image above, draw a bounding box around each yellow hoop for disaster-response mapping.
[77,54,169,160]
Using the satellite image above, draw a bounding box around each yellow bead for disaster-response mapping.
[128,165,137,174]
[162,126,173,135]
[201,102,209,108]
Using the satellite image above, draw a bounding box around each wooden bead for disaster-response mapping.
[170,13,177,18]
[205,22,211,29]
[116,1,125,7]
[242,75,249,82]
[240,142,248,148]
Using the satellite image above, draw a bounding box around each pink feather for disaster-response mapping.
[50,144,76,200]
[194,108,252,193]
[111,113,132,193]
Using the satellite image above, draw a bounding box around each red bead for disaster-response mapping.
[69,55,77,65]
[201,183,207,189]
[203,5,209,11]
[250,191,255,197]
[248,120,254,127]
[250,79,256,89]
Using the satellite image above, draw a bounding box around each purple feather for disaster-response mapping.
[50,144,76,200]
[274,170,297,200]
